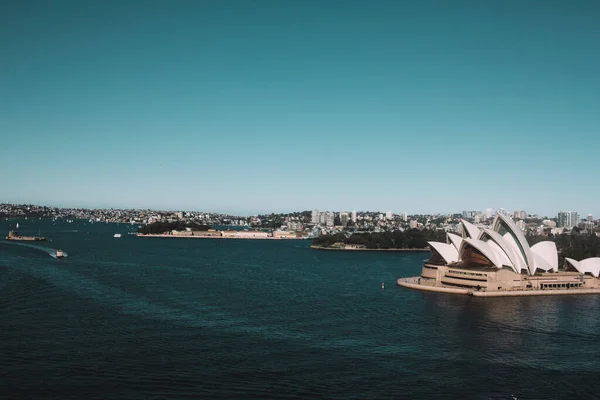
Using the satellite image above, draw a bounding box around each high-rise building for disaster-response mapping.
[520,210,527,220]
[311,209,320,224]
[485,208,494,219]
[351,210,357,223]
[319,212,327,225]
[325,212,335,227]
[386,210,392,220]
[513,211,519,219]
[462,211,480,219]
[339,212,349,226]
[403,212,408,222]
[587,214,593,221]
[557,211,579,228]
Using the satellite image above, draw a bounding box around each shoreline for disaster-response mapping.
[397,277,600,297]
[311,245,429,252]
[136,234,306,240]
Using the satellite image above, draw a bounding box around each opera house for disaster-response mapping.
[397,213,600,297]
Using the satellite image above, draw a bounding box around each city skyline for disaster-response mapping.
[0,201,594,221]
[2,1,599,216]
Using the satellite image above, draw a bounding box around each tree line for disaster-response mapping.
[312,229,600,260]
[312,229,447,249]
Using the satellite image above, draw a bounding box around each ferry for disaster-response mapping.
[56,249,64,259]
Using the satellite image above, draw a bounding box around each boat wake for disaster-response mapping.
[0,241,68,258]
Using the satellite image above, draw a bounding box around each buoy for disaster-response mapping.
[381,282,385,289]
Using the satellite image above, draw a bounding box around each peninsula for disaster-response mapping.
[136,221,305,239]
[310,229,445,251]
[398,214,600,297]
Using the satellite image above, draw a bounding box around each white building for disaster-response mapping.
[325,212,335,227]
[558,211,579,229]
[311,209,320,224]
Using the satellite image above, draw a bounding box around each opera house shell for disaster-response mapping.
[401,213,600,296]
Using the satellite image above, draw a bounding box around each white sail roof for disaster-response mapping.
[461,219,482,240]
[565,257,600,277]
[481,228,523,274]
[492,213,535,275]
[428,241,459,265]
[446,232,463,252]
[531,241,559,271]
[460,238,503,269]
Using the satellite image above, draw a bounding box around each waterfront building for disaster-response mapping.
[399,213,600,295]
[558,211,579,228]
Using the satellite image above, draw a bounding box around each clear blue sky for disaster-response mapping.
[2,0,599,217]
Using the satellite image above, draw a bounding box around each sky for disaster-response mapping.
[1,0,599,217]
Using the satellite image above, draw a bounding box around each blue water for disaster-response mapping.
[1,219,600,399]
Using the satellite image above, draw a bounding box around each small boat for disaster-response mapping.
[114,233,122,238]
[56,249,64,259]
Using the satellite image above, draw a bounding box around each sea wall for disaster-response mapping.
[397,276,600,297]
[312,246,429,252]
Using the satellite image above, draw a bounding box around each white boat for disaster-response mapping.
[114,233,122,238]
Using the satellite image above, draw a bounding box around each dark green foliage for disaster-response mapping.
[312,233,346,247]
[313,229,446,249]
[137,221,212,234]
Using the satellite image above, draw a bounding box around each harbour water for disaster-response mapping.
[1,220,600,399]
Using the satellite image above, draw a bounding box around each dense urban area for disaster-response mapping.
[2,203,599,260]
[1,203,597,235]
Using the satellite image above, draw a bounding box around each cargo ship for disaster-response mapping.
[5,230,46,241]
